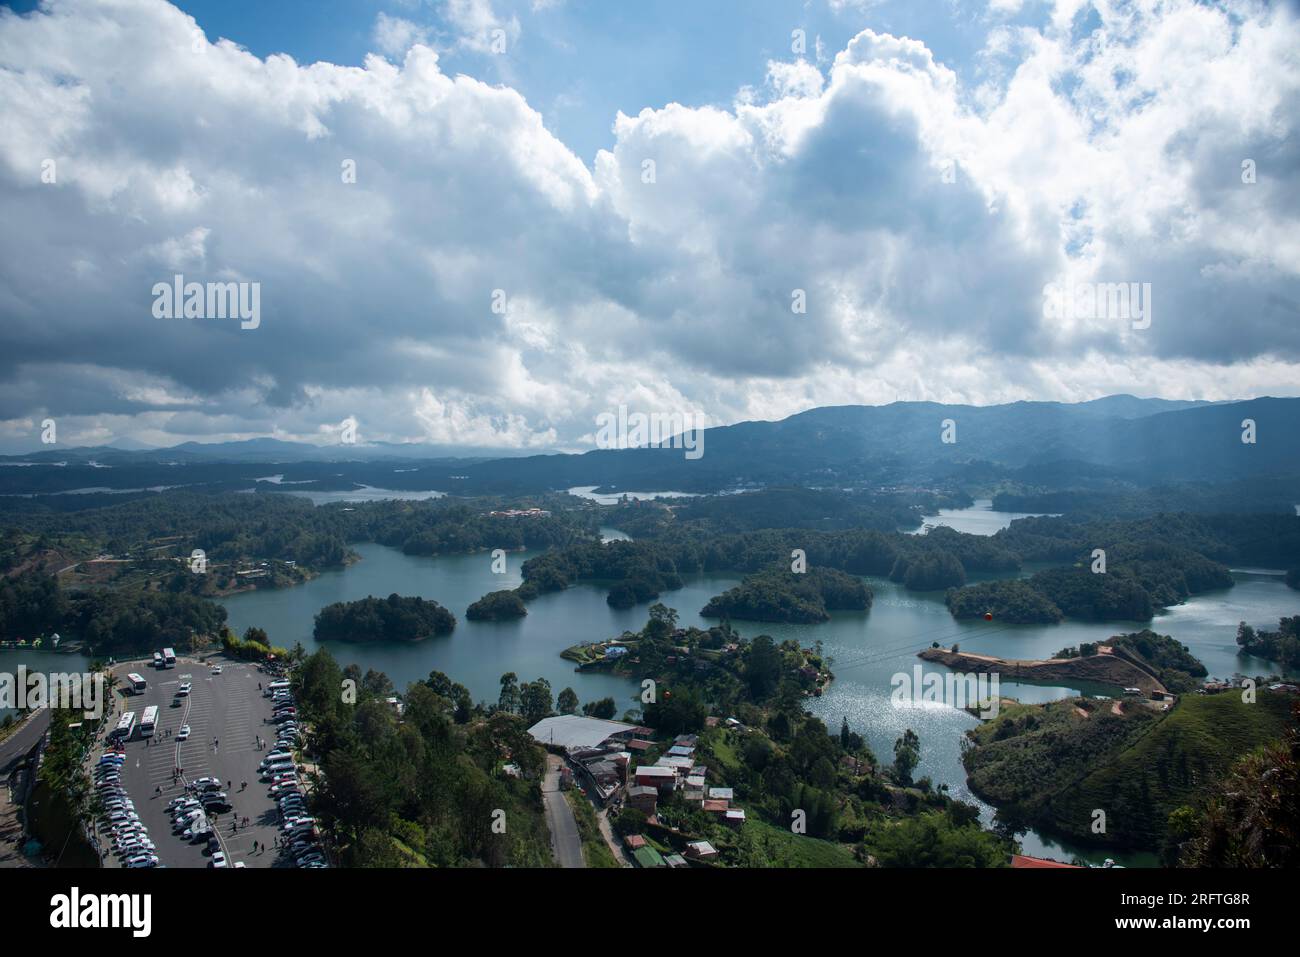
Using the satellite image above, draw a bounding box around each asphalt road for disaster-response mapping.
[542,754,585,869]
[99,660,284,868]
[0,708,50,773]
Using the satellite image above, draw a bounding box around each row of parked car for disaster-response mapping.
[262,685,326,869]
[165,779,244,868]
[94,744,159,868]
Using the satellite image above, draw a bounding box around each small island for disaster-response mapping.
[466,589,528,621]
[313,593,456,642]
[700,567,871,623]
[945,579,1064,623]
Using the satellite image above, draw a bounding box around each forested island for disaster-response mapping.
[313,593,457,642]
[469,510,1277,629]
[465,589,528,621]
[700,567,871,623]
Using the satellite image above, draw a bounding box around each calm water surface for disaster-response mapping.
[214,509,1295,867]
[9,501,1282,867]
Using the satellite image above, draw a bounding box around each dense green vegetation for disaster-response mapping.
[1236,617,1300,671]
[0,573,64,637]
[0,493,595,596]
[1108,630,1207,693]
[313,593,456,643]
[502,524,1017,611]
[946,580,1063,623]
[965,692,1295,853]
[993,475,1300,519]
[293,648,553,867]
[700,567,872,623]
[663,486,952,533]
[946,539,1235,624]
[465,589,528,621]
[1171,703,1299,867]
[994,512,1300,571]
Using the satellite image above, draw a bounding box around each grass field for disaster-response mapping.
[727,819,862,868]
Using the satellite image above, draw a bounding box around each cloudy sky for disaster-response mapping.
[1,0,1298,454]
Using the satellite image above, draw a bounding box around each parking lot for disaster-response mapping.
[98,658,285,868]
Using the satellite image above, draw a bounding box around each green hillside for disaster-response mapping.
[964,692,1294,853]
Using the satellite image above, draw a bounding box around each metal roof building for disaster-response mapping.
[527,714,637,752]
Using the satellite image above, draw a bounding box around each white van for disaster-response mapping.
[264,680,291,697]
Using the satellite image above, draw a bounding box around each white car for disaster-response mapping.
[177,682,192,695]
[211,666,223,675]
[208,851,228,868]
[176,725,191,741]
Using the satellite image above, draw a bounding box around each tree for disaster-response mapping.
[498,672,520,714]
[557,687,579,715]
[893,729,920,785]
[582,697,616,719]
[745,634,783,699]
[519,678,554,725]
[644,602,678,641]
[644,688,706,736]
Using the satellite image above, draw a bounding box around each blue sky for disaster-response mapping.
[1,0,1298,452]
[153,0,1015,162]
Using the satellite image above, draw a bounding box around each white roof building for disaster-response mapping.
[527,714,636,752]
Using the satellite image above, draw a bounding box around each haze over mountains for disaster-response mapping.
[2,396,1296,500]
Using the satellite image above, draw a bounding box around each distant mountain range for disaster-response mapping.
[1,395,1296,497]
[0,437,534,466]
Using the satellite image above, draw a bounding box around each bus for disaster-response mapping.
[162,648,176,668]
[111,711,136,742]
[139,705,159,738]
[153,652,164,669]
[126,673,147,694]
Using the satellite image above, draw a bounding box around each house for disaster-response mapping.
[702,799,729,814]
[632,846,667,869]
[707,787,733,801]
[634,765,677,792]
[667,745,694,758]
[581,758,624,802]
[685,840,718,861]
[625,739,655,753]
[724,809,746,826]
[673,734,699,747]
[664,854,689,868]
[627,785,659,814]
[624,834,647,850]
[655,755,695,773]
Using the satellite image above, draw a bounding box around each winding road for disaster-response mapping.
[0,708,50,773]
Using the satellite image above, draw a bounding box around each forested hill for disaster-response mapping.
[3,396,1297,497]
[431,395,1300,493]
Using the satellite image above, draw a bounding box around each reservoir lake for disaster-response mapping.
[8,501,1293,867]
